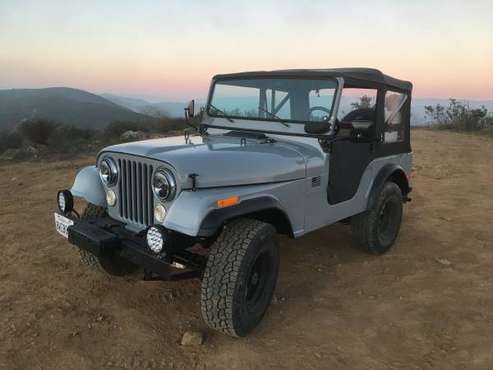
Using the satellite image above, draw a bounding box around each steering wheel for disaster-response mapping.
[309,106,331,121]
[309,106,331,115]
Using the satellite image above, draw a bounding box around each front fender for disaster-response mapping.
[163,183,294,237]
[71,166,106,207]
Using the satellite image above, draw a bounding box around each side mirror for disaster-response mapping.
[304,121,330,135]
[185,99,195,118]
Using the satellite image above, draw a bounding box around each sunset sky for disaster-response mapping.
[1,0,492,100]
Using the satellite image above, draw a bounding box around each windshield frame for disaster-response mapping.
[205,75,341,127]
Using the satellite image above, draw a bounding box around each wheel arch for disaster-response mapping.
[367,164,410,210]
[198,196,294,238]
[70,165,106,207]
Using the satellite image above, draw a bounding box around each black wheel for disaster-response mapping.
[79,204,139,277]
[351,182,403,255]
[201,218,280,337]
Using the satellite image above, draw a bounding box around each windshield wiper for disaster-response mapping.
[208,104,234,123]
[257,107,290,127]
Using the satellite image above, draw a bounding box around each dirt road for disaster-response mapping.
[1,129,493,369]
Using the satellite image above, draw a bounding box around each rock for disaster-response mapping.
[120,130,148,142]
[181,330,204,346]
[436,257,452,266]
[25,145,38,155]
[272,295,286,305]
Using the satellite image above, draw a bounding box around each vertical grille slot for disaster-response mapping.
[118,158,154,226]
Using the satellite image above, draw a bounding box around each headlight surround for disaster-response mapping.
[99,157,118,186]
[152,168,176,201]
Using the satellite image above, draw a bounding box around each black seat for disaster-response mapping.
[342,108,376,122]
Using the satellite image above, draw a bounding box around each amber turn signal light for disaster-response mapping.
[217,195,240,208]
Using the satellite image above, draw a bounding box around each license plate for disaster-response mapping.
[54,213,74,238]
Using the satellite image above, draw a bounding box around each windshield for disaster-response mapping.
[208,77,337,125]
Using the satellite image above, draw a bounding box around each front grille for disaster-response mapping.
[118,158,154,226]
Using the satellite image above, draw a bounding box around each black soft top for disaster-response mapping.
[213,68,412,92]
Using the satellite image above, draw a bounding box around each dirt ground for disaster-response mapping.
[1,129,493,369]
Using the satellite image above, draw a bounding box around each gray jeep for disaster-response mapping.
[54,68,413,337]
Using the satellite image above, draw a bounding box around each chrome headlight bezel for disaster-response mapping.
[152,168,176,202]
[99,157,118,186]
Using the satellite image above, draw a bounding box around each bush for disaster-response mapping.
[0,130,23,153]
[425,99,492,132]
[18,118,59,144]
[152,117,188,133]
[46,125,97,154]
[104,121,149,139]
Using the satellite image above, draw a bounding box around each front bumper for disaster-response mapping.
[66,216,202,280]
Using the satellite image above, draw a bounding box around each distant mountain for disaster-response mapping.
[101,93,199,118]
[100,93,151,113]
[0,87,154,130]
[145,101,187,117]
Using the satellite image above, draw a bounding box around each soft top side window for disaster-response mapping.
[384,91,408,143]
[338,88,378,123]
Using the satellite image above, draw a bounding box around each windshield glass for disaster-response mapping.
[208,77,337,124]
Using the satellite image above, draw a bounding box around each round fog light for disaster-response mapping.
[146,226,166,253]
[154,204,167,223]
[57,190,73,214]
[106,190,117,207]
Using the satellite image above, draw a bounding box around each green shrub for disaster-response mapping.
[46,125,97,154]
[0,130,23,153]
[104,121,149,139]
[18,118,59,144]
[152,117,188,133]
[425,99,492,133]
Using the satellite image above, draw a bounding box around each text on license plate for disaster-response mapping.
[54,213,74,238]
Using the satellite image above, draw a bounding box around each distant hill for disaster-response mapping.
[0,87,154,131]
[100,93,151,113]
[101,93,201,118]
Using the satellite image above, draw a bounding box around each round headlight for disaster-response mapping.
[152,168,176,201]
[146,226,166,253]
[99,158,118,186]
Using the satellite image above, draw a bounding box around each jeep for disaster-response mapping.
[54,68,413,337]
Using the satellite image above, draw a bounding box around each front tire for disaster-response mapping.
[351,182,403,255]
[201,219,280,337]
[79,204,139,277]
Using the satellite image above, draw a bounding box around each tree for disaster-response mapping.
[351,95,373,110]
[17,118,59,145]
[425,99,491,131]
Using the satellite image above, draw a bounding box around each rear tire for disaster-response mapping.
[201,219,280,337]
[79,204,139,277]
[351,182,403,255]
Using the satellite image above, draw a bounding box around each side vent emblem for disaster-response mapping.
[311,176,321,187]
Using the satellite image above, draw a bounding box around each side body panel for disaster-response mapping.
[303,151,412,234]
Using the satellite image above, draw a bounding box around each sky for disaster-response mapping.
[0,0,492,101]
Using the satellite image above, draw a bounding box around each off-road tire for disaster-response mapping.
[201,219,280,337]
[79,204,139,276]
[351,182,403,255]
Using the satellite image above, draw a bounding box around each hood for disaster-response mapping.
[100,134,308,189]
